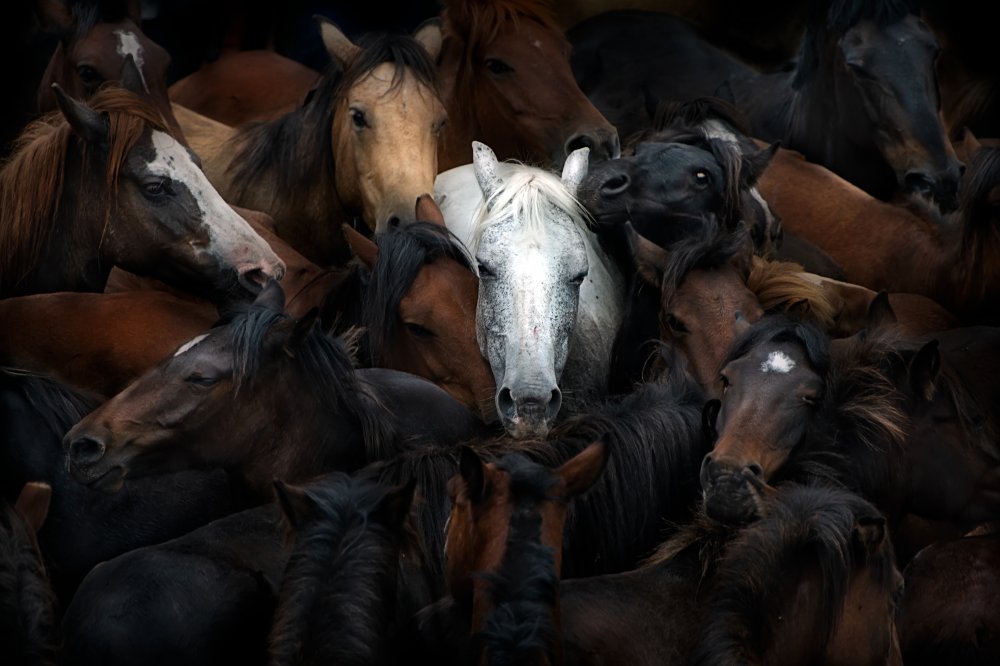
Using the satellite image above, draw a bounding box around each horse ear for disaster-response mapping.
[625,222,669,287]
[375,478,418,529]
[52,84,109,145]
[253,279,286,313]
[15,482,52,535]
[415,193,446,226]
[741,141,779,188]
[120,54,145,94]
[472,141,504,207]
[866,291,897,331]
[343,224,378,269]
[285,308,319,357]
[315,15,360,68]
[560,147,590,195]
[702,399,721,442]
[962,127,982,159]
[36,0,74,35]
[459,445,485,503]
[853,515,887,554]
[273,479,314,529]
[556,440,608,498]
[413,17,443,62]
[909,339,940,402]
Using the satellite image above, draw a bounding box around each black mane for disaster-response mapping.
[228,31,438,203]
[660,221,752,308]
[363,222,473,365]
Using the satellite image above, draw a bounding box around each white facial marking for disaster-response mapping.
[174,334,210,357]
[146,130,284,279]
[114,30,148,91]
[532,39,542,50]
[761,351,796,374]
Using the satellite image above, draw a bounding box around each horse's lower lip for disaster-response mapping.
[82,465,127,493]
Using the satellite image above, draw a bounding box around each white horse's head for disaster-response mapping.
[470,141,590,438]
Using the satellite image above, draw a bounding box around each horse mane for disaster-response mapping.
[660,221,753,308]
[0,368,101,436]
[363,222,473,365]
[691,484,898,665]
[470,163,590,252]
[958,141,1000,274]
[0,499,58,666]
[655,96,754,140]
[746,256,839,331]
[228,31,438,204]
[0,86,166,291]
[268,472,406,666]
[219,300,396,461]
[478,458,559,664]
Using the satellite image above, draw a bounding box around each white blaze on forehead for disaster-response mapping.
[761,350,796,374]
[114,30,147,91]
[174,333,210,357]
[146,130,284,279]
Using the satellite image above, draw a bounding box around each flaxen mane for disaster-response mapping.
[0,87,166,289]
[747,256,839,331]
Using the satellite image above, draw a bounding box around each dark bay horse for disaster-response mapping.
[0,86,284,301]
[569,0,963,212]
[557,483,903,665]
[62,281,485,499]
[178,23,446,264]
[269,473,417,666]
[436,0,619,169]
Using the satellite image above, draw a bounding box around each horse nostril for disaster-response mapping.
[496,387,516,420]
[544,388,562,422]
[70,436,106,466]
[565,133,596,157]
[746,463,764,478]
[387,216,402,229]
[600,173,630,197]
[238,268,268,293]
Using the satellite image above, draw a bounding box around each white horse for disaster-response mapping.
[434,142,625,438]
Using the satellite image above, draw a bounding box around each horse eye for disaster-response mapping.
[404,322,435,339]
[665,313,688,335]
[76,64,102,86]
[186,374,219,387]
[477,261,495,278]
[433,116,448,134]
[350,108,368,129]
[694,170,710,185]
[719,374,731,391]
[142,179,170,197]
[484,58,514,75]
[569,270,588,285]
[802,393,820,407]
[846,62,873,80]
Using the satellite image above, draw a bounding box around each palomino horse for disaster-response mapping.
[436,143,626,438]
[34,0,185,142]
[443,443,606,665]
[177,20,446,264]
[62,281,484,498]
[436,0,619,169]
[0,85,283,301]
[569,0,963,213]
[557,484,903,665]
[269,473,417,666]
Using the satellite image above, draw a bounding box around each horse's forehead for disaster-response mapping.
[480,213,585,264]
[350,62,437,104]
[173,333,211,358]
[492,16,567,55]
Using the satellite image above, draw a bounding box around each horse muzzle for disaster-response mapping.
[496,385,563,439]
[700,454,767,525]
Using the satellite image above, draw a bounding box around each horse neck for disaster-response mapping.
[951,203,1000,323]
[437,38,481,171]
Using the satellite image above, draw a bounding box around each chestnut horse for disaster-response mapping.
[557,483,903,665]
[177,21,445,264]
[0,86,283,302]
[569,0,963,213]
[62,281,485,499]
[436,0,619,169]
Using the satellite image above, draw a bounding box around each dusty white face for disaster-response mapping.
[114,29,147,91]
[141,130,286,290]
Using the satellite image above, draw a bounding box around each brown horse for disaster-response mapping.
[34,0,185,143]
[436,0,619,169]
[444,443,606,665]
[177,20,445,264]
[0,86,284,301]
[758,132,1000,325]
[557,483,903,665]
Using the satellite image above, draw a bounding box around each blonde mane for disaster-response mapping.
[747,256,839,331]
[0,87,168,290]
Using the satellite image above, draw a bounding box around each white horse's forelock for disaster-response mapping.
[470,163,590,252]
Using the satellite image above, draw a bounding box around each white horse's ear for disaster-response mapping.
[561,147,590,195]
[414,18,443,62]
[315,15,360,67]
[472,141,504,208]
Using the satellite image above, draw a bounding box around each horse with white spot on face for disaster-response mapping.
[436,142,625,439]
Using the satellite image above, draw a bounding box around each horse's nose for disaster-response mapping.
[68,435,107,467]
[496,386,562,426]
[565,128,621,162]
[598,170,631,198]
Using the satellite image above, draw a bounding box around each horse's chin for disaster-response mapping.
[71,463,128,494]
[501,416,552,440]
[703,487,762,526]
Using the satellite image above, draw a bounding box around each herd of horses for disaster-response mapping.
[2,0,999,664]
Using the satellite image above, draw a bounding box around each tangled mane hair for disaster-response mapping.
[0,87,167,290]
[747,256,839,331]
[660,220,754,309]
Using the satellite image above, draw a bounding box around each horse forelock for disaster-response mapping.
[660,222,751,307]
[471,165,588,253]
[720,315,831,380]
[691,485,897,666]
[0,86,167,290]
[269,476,402,666]
[746,257,839,331]
[818,0,918,33]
